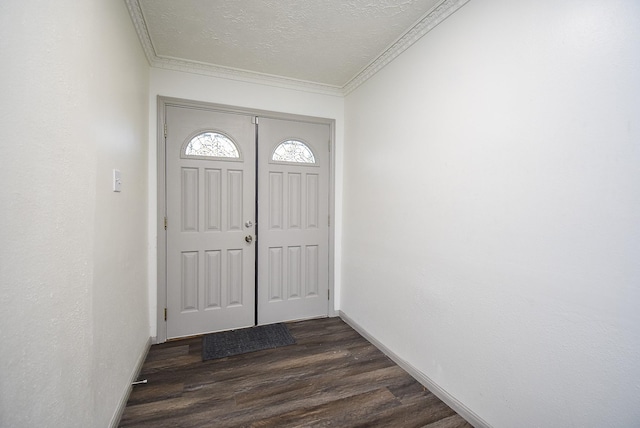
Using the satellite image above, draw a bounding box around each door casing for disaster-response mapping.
[155,96,336,343]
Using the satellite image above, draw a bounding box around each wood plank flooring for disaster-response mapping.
[119,317,473,428]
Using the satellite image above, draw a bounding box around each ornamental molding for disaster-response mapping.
[342,0,471,95]
[125,0,470,96]
[125,0,156,66]
[151,54,345,97]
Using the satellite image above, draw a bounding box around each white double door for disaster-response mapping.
[165,106,329,339]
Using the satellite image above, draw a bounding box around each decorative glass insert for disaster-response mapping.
[185,132,240,158]
[272,140,316,164]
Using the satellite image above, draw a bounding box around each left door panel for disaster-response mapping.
[165,106,256,339]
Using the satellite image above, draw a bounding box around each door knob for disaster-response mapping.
[245,235,253,243]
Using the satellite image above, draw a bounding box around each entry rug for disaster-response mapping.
[202,323,296,361]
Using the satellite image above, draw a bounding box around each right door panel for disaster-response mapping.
[257,117,330,325]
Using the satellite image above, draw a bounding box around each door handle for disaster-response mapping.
[245,235,253,243]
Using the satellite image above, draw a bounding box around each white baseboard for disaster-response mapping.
[110,336,152,428]
[339,311,491,428]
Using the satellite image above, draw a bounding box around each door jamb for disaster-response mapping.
[156,96,337,343]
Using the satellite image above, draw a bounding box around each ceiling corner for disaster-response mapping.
[125,0,157,67]
[343,0,471,95]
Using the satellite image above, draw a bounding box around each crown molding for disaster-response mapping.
[342,0,471,95]
[125,0,470,97]
[152,55,346,97]
[125,0,156,65]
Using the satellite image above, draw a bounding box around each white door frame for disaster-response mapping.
[156,96,336,343]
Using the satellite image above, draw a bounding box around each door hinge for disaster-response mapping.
[164,123,167,139]
[164,217,168,230]
[164,308,167,321]
[252,116,259,125]
[328,289,330,300]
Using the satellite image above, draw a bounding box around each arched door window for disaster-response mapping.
[271,140,316,164]
[182,131,241,160]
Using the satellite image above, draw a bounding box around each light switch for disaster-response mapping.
[113,169,122,192]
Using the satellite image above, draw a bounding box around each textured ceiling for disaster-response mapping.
[128,0,469,94]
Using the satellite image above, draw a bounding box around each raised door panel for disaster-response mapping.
[181,168,199,232]
[204,250,221,309]
[204,169,221,231]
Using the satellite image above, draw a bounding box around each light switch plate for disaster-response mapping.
[113,169,122,192]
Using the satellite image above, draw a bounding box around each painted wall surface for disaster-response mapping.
[148,69,344,338]
[342,0,640,427]
[0,1,150,427]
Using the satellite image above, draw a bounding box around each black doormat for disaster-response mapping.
[202,323,296,361]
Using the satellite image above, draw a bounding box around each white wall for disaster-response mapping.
[342,0,640,427]
[0,1,150,427]
[148,69,344,338]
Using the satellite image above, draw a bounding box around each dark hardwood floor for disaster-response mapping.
[119,317,473,427]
